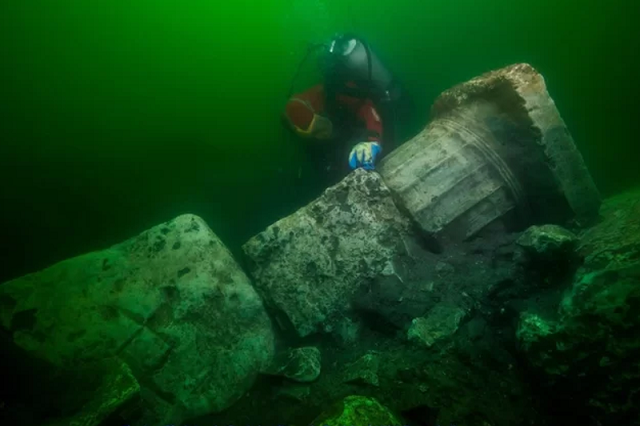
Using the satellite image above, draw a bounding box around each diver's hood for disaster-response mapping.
[324,34,398,103]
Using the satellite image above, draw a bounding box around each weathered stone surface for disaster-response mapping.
[0,215,274,423]
[517,265,640,423]
[242,168,412,337]
[407,304,466,348]
[579,188,640,271]
[267,346,322,383]
[197,224,547,426]
[312,395,403,426]
[517,191,640,425]
[515,189,640,424]
[511,224,580,288]
[516,224,578,259]
[379,63,600,242]
[342,352,380,387]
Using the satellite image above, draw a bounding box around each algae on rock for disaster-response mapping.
[243,169,412,338]
[0,214,275,424]
[312,395,403,426]
[517,189,640,424]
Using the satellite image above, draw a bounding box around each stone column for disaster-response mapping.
[379,63,600,242]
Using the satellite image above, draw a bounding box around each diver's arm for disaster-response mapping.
[283,85,333,139]
[345,98,384,170]
[355,99,383,143]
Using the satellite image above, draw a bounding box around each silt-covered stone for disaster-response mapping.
[312,395,403,426]
[579,188,640,271]
[516,224,578,260]
[516,189,640,424]
[242,168,412,337]
[265,346,322,383]
[518,265,640,423]
[0,214,274,423]
[342,352,381,387]
[407,304,467,348]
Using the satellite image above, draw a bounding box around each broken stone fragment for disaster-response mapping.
[311,395,403,426]
[516,224,578,260]
[408,304,467,348]
[276,346,321,383]
[266,346,322,383]
[0,214,275,424]
[342,352,381,387]
[242,168,412,337]
[379,63,600,242]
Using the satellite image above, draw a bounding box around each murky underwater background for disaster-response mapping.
[1,2,640,426]
[0,0,638,293]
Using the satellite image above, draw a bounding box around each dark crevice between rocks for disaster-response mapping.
[352,307,403,337]
[401,404,440,426]
[0,293,17,312]
[0,332,123,424]
[10,308,38,331]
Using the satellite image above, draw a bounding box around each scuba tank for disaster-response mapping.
[322,33,399,104]
[286,34,406,147]
[287,34,399,104]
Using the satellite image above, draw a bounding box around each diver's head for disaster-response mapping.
[321,33,395,103]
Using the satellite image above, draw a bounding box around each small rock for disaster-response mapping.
[311,395,403,426]
[342,352,380,387]
[516,224,578,260]
[408,304,466,348]
[270,346,322,383]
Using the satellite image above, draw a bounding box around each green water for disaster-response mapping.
[0,0,638,281]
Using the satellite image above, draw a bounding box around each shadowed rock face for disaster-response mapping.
[578,190,640,271]
[379,63,601,242]
[0,214,274,424]
[242,169,413,338]
[517,189,640,425]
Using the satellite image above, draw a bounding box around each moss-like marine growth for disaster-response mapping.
[312,395,404,426]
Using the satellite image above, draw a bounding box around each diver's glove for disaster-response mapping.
[348,141,381,170]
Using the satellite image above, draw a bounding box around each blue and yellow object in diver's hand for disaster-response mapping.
[348,141,381,170]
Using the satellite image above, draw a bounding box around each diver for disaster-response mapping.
[282,33,404,186]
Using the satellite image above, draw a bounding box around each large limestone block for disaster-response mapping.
[379,63,600,241]
[242,169,412,337]
[0,214,274,422]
